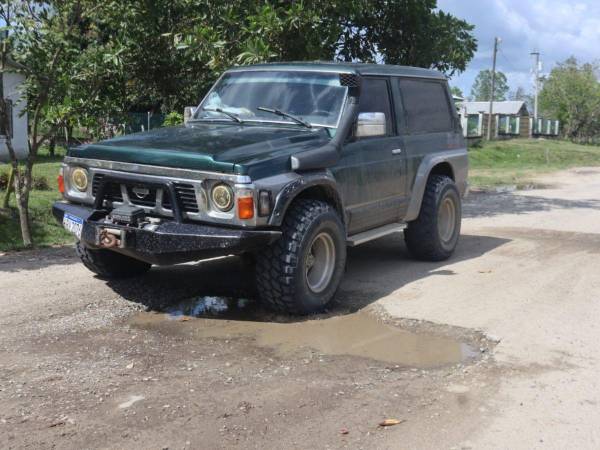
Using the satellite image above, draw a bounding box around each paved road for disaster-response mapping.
[1,167,599,449]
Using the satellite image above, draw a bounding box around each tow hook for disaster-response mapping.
[99,228,122,249]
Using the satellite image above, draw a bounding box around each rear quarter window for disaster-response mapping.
[398,79,453,134]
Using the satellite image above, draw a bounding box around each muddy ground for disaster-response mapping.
[2,167,600,449]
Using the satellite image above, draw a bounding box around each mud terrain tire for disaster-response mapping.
[256,199,346,314]
[76,242,151,278]
[404,175,461,261]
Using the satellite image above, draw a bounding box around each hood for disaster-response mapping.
[68,123,331,175]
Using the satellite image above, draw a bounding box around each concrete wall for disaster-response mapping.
[0,70,28,162]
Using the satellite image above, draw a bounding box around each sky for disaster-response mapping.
[438,0,600,97]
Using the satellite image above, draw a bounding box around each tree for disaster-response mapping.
[1,0,478,246]
[539,57,600,141]
[159,0,477,111]
[1,1,126,246]
[450,86,464,98]
[470,70,509,101]
[509,86,534,113]
[342,1,477,76]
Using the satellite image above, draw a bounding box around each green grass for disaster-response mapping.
[0,146,74,252]
[469,139,600,188]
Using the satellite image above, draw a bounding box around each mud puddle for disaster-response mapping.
[131,296,479,368]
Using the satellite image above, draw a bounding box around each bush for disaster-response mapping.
[33,176,51,191]
[468,138,483,149]
[0,173,50,191]
[163,112,184,127]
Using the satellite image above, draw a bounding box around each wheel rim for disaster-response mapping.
[438,195,457,243]
[305,232,336,294]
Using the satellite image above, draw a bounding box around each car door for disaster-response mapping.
[333,77,407,235]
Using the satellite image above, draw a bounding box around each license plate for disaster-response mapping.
[62,213,83,239]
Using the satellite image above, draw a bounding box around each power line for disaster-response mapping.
[498,48,518,73]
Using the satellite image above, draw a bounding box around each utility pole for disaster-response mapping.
[486,37,500,140]
[530,51,540,122]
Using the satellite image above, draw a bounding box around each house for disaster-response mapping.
[0,58,28,162]
[456,100,560,139]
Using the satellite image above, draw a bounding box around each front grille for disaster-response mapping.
[91,174,199,214]
[92,174,123,202]
[174,183,199,213]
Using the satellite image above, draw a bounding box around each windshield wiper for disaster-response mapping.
[257,106,312,128]
[200,107,244,123]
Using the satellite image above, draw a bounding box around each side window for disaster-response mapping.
[398,79,452,133]
[357,78,393,137]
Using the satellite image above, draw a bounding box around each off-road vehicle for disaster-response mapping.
[53,62,468,314]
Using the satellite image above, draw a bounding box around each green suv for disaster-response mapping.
[53,62,468,314]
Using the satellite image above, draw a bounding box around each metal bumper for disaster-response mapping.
[52,202,281,265]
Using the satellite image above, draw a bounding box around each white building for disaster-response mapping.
[0,58,28,162]
[456,100,560,139]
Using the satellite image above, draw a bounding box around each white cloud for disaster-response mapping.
[437,0,600,95]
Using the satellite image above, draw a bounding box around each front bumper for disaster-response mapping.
[52,202,281,265]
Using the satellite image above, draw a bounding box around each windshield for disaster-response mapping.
[193,71,348,128]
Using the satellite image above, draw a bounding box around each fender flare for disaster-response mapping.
[268,171,345,227]
[404,149,468,222]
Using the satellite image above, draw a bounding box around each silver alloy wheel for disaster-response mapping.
[305,232,336,293]
[438,195,457,243]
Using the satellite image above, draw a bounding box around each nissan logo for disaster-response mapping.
[132,186,150,199]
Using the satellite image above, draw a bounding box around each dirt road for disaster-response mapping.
[2,167,600,449]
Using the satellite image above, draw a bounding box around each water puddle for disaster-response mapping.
[132,296,479,368]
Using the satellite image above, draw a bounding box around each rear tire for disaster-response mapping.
[76,242,151,278]
[404,175,461,261]
[256,199,346,315]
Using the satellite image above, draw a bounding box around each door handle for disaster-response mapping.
[391,148,402,155]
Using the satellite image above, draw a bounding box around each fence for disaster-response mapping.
[532,118,560,136]
[458,112,560,139]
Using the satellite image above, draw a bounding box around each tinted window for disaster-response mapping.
[398,79,452,133]
[358,78,393,135]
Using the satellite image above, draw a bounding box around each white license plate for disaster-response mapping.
[62,213,83,239]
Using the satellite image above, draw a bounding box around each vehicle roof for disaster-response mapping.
[226,62,446,80]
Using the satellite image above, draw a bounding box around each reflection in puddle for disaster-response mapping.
[165,296,251,318]
[132,296,479,368]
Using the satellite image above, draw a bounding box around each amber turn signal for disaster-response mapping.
[57,174,65,194]
[237,196,254,219]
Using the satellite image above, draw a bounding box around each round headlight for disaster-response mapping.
[211,184,234,211]
[71,167,89,192]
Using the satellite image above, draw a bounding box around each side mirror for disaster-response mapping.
[355,112,386,138]
[184,106,197,124]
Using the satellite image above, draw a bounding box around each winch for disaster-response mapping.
[108,205,146,226]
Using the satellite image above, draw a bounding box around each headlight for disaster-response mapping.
[211,183,234,211]
[71,167,89,192]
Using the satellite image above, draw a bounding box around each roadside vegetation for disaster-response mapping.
[0,147,71,252]
[469,139,600,188]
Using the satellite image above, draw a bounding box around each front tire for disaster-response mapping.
[256,199,346,314]
[404,175,461,261]
[76,242,151,278]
